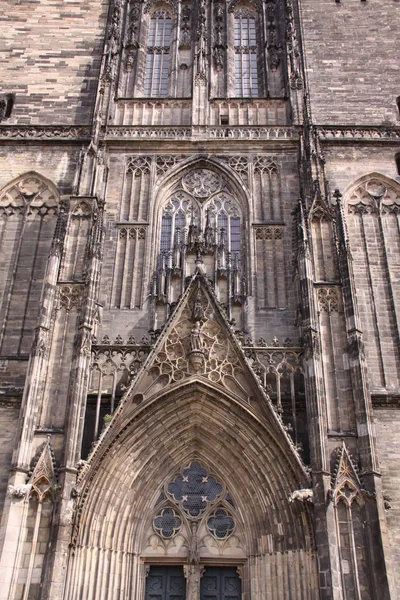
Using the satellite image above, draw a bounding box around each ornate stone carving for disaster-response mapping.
[318,126,400,141]
[59,284,84,311]
[218,156,248,183]
[317,287,340,313]
[118,225,147,239]
[182,169,221,199]
[331,443,362,506]
[254,225,284,240]
[180,4,191,48]
[74,327,92,358]
[347,329,365,360]
[253,156,278,173]
[27,436,57,501]
[0,173,58,218]
[31,326,49,358]
[347,178,400,216]
[266,0,281,71]
[195,0,207,82]
[213,2,225,71]
[302,327,320,360]
[126,156,152,175]
[285,0,302,89]
[106,126,191,139]
[125,2,141,70]
[139,277,258,403]
[228,0,261,13]
[156,155,182,176]
[288,489,313,504]
[7,484,32,499]
[0,126,91,140]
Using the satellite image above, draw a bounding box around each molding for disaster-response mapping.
[372,392,400,408]
[104,125,299,141]
[0,125,92,141]
[317,125,400,143]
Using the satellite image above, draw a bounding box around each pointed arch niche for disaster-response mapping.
[0,172,60,356]
[65,384,318,600]
[344,174,400,391]
[148,159,251,329]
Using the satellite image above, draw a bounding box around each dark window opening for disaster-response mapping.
[0,93,15,121]
[220,115,229,125]
[396,153,400,176]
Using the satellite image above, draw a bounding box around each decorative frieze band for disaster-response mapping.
[318,126,400,142]
[117,224,147,239]
[254,225,284,240]
[0,126,91,140]
[104,126,298,141]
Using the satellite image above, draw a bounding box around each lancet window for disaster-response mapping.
[234,8,259,97]
[144,10,172,97]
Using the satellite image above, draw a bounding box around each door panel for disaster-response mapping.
[145,566,186,600]
[201,567,241,600]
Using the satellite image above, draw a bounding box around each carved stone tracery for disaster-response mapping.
[182,169,221,199]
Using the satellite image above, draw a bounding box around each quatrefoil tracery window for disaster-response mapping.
[152,462,236,541]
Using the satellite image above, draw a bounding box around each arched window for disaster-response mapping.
[158,192,242,266]
[160,192,194,253]
[144,10,172,97]
[204,193,242,266]
[234,9,259,97]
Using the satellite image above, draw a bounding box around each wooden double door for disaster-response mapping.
[145,566,241,600]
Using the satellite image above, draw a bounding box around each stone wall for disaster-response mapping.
[374,407,400,594]
[0,0,108,125]
[300,0,400,125]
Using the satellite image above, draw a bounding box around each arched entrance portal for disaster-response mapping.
[65,276,318,600]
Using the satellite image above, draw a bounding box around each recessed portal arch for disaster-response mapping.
[66,382,318,600]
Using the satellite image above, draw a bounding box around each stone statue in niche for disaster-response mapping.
[188,522,199,564]
[190,321,204,352]
[192,289,206,321]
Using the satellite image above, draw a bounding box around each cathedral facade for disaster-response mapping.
[0,0,399,598]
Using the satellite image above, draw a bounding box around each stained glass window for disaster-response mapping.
[207,507,235,539]
[153,506,182,538]
[168,461,223,518]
